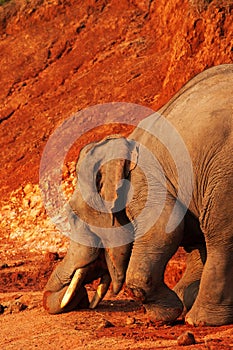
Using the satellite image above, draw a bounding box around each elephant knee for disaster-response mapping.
[126,269,153,302]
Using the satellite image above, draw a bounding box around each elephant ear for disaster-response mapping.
[69,135,139,294]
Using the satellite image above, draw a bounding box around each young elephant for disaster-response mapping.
[43,64,233,326]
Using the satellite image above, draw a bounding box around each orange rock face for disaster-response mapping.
[0,0,232,201]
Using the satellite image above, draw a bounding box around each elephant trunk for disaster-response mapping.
[43,266,90,314]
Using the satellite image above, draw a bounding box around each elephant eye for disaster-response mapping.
[96,170,103,192]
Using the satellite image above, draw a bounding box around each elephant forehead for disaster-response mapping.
[87,137,136,164]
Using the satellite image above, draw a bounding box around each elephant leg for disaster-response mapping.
[186,181,233,326]
[173,245,206,316]
[185,246,233,326]
[126,193,185,323]
[173,212,206,315]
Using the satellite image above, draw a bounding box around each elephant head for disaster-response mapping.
[43,135,139,314]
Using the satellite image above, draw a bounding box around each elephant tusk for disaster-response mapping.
[60,267,88,309]
[89,273,111,309]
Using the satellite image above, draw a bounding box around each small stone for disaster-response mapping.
[126,316,136,325]
[98,319,115,329]
[0,304,5,314]
[1,204,11,211]
[22,198,30,208]
[9,301,28,313]
[29,195,42,208]
[23,183,34,195]
[10,196,17,203]
[177,331,196,346]
[30,207,42,218]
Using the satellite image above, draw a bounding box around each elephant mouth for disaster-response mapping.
[60,267,111,310]
[60,251,112,310]
[60,242,132,310]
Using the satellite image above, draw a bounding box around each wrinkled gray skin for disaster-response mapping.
[44,64,233,326]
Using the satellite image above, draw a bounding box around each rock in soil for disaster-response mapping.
[98,319,115,329]
[0,304,5,314]
[126,316,136,325]
[177,331,196,346]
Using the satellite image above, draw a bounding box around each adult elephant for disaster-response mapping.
[43,64,233,326]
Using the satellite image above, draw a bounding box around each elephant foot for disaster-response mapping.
[145,303,183,324]
[185,303,233,326]
[173,280,200,317]
[143,286,184,324]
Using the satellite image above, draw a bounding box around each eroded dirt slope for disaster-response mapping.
[0,0,233,349]
[0,0,232,201]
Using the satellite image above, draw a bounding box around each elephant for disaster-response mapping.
[43,64,233,326]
